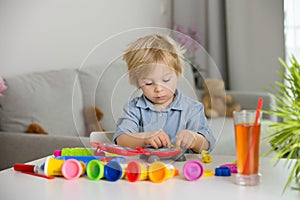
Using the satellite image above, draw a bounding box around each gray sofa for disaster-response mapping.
[0,62,274,170]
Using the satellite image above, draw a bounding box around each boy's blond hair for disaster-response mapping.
[123,34,185,87]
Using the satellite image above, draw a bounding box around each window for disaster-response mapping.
[284,0,300,61]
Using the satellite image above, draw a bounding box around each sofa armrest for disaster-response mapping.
[226,91,277,121]
[210,118,272,156]
[0,132,90,170]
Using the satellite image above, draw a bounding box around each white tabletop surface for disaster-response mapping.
[0,154,299,200]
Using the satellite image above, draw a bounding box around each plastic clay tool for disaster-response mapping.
[14,163,55,179]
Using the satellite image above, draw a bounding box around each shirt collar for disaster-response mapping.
[136,89,183,111]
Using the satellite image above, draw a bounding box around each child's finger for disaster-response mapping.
[162,138,170,148]
[181,137,191,148]
[180,138,187,148]
[153,137,162,148]
[156,130,171,148]
[165,138,172,148]
[158,134,167,147]
[175,135,182,147]
[149,140,159,149]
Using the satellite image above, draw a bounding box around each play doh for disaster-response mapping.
[54,148,95,157]
[104,160,126,182]
[203,170,214,177]
[148,161,178,183]
[220,163,237,173]
[126,161,148,182]
[44,156,65,176]
[44,156,86,179]
[183,160,204,181]
[56,156,125,165]
[62,159,86,180]
[87,160,105,180]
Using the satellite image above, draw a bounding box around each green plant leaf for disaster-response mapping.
[265,55,300,193]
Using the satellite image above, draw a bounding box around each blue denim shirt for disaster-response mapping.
[113,89,215,152]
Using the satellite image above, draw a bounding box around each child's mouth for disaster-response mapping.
[157,95,165,99]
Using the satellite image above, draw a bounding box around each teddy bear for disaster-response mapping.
[25,123,48,134]
[83,105,105,134]
[25,105,105,135]
[201,78,241,118]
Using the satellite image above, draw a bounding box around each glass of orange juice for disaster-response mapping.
[233,110,261,186]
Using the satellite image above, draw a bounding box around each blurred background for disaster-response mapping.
[0,0,297,92]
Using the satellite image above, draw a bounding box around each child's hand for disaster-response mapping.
[145,129,171,149]
[175,130,197,149]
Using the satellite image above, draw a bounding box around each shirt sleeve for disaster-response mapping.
[186,102,216,152]
[113,100,141,143]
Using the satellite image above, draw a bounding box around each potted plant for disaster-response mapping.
[264,55,300,192]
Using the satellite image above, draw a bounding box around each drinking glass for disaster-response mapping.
[233,110,261,186]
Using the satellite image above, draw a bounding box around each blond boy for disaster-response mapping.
[113,34,215,153]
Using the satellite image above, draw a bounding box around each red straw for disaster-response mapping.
[242,98,264,174]
[254,98,263,127]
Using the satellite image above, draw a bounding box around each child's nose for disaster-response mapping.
[154,83,163,92]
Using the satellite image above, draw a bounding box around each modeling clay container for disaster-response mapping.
[44,157,85,179]
[126,161,148,182]
[183,160,204,181]
[215,167,231,176]
[148,161,178,183]
[44,156,65,177]
[61,159,86,180]
[87,160,105,180]
[220,163,237,173]
[54,148,95,157]
[104,160,126,182]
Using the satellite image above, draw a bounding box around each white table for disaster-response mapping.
[0,154,298,200]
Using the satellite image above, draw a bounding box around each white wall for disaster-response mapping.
[0,0,171,77]
[0,0,285,93]
[226,0,285,92]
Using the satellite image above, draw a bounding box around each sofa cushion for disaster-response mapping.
[78,63,137,132]
[0,132,90,170]
[78,62,198,132]
[0,69,86,137]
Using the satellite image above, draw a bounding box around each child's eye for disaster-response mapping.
[145,82,153,86]
[163,78,170,82]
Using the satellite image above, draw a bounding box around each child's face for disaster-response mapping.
[138,63,178,110]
